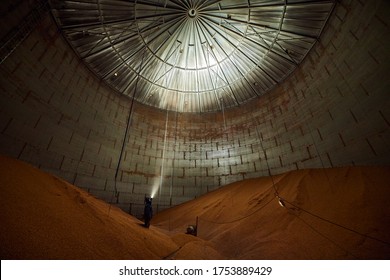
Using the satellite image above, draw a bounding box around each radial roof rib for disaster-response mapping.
[50,0,335,112]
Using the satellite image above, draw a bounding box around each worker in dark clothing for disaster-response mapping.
[144,197,153,228]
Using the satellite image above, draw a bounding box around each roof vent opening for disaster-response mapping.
[188,8,197,18]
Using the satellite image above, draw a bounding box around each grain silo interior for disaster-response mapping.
[0,0,389,260]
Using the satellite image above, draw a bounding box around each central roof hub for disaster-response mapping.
[51,0,336,112]
[188,8,197,18]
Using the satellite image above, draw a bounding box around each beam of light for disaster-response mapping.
[150,181,160,199]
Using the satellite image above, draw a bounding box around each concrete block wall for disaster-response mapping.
[0,12,131,211]
[0,0,389,218]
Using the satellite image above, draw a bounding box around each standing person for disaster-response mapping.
[144,197,153,228]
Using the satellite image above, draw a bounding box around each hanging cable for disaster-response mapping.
[108,47,147,215]
[169,97,179,208]
[195,183,389,257]
[194,103,390,251]
[279,196,390,247]
[219,94,230,190]
[272,87,385,246]
[157,109,169,212]
[250,110,280,199]
[288,208,360,259]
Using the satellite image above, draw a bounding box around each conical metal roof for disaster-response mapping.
[50,0,335,112]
